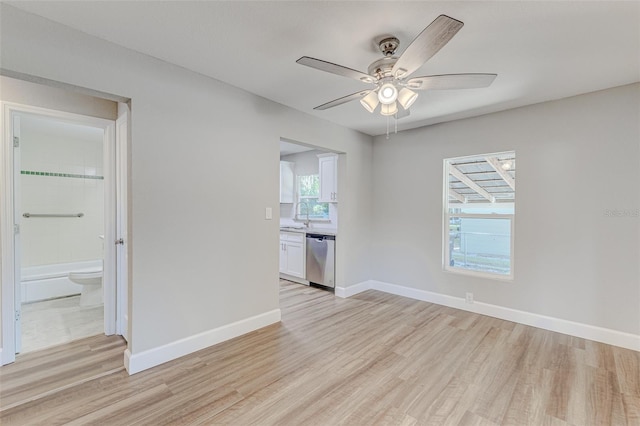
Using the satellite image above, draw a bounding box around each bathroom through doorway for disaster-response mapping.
[1,90,129,364]
[17,113,107,353]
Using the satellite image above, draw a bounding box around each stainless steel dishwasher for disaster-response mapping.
[306,234,335,288]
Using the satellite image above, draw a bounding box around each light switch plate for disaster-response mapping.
[265,207,272,220]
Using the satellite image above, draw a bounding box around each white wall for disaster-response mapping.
[0,75,117,120]
[371,83,640,335]
[280,149,322,175]
[20,115,104,267]
[0,4,373,365]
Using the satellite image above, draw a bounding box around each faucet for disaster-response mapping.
[296,201,310,227]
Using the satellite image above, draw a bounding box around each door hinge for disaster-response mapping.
[13,136,19,148]
[14,224,19,234]
[15,310,21,321]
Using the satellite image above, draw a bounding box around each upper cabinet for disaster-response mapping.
[280,161,294,203]
[318,153,338,203]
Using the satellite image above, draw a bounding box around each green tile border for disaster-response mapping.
[21,170,104,180]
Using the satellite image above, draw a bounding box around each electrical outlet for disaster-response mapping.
[465,292,474,304]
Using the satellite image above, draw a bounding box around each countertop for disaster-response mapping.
[279,226,337,236]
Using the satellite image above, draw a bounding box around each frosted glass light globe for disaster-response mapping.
[378,83,398,105]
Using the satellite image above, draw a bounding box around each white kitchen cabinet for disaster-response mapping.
[279,238,288,273]
[284,240,304,278]
[280,161,294,203]
[279,232,305,279]
[318,153,338,203]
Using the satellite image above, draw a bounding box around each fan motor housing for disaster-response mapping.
[368,57,398,79]
[378,37,400,56]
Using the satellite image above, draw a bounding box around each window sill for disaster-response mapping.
[443,266,514,282]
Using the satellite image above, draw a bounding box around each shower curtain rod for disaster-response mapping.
[22,213,84,218]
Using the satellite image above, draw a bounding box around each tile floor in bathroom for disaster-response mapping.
[20,295,103,353]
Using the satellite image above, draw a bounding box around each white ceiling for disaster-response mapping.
[8,1,640,136]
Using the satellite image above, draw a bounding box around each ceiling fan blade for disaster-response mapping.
[314,90,372,110]
[297,56,375,83]
[406,73,497,90]
[392,15,464,79]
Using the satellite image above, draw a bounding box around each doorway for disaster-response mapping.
[18,113,106,353]
[278,138,342,290]
[1,102,127,364]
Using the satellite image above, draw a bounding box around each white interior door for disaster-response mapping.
[12,113,22,354]
[103,120,117,336]
[115,105,129,341]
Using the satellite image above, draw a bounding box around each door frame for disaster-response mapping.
[1,102,119,365]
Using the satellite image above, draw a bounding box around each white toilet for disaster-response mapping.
[68,269,103,306]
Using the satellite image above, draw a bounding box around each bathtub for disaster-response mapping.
[21,260,103,303]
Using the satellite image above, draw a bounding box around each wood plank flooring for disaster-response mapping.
[1,280,638,425]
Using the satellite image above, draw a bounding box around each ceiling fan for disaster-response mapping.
[296,15,497,119]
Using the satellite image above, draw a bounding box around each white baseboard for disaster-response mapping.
[335,281,370,298]
[123,347,131,372]
[124,309,281,375]
[343,280,640,352]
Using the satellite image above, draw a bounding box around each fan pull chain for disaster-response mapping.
[386,116,390,140]
[395,115,398,134]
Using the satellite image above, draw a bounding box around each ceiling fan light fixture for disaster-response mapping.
[397,88,418,110]
[360,91,380,113]
[378,83,398,105]
[380,102,398,116]
[296,15,497,133]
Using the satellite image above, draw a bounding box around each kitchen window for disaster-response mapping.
[444,151,515,279]
[297,175,329,220]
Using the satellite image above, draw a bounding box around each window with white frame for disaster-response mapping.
[297,175,329,220]
[444,152,515,278]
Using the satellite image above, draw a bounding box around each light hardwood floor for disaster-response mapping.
[1,280,638,425]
